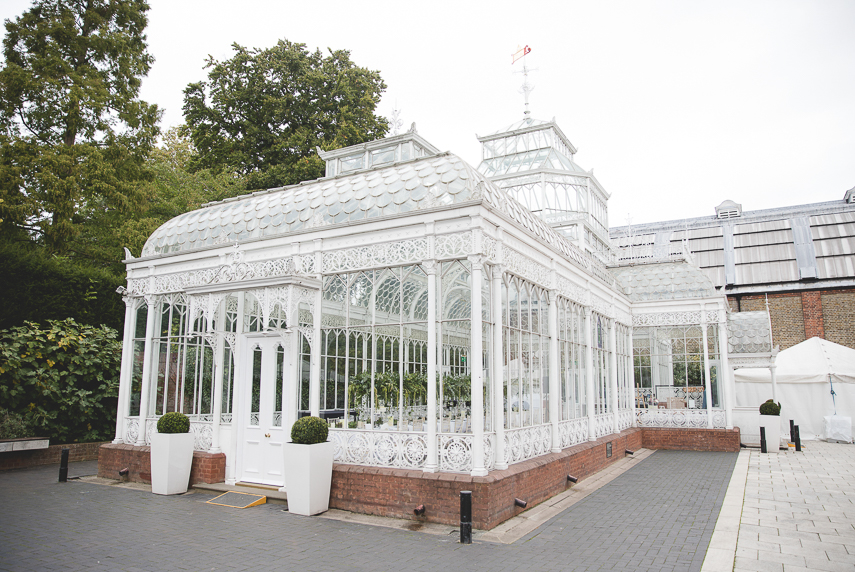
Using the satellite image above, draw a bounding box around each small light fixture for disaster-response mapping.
[413,504,426,516]
[118,468,129,476]
[567,475,578,483]
[514,498,527,508]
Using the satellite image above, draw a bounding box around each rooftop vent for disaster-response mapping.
[715,199,742,219]
[845,186,855,204]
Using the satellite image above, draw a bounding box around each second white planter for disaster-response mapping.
[150,432,195,494]
[282,441,334,516]
[759,414,782,452]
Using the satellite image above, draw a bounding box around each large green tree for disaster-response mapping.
[0,0,160,255]
[183,40,389,190]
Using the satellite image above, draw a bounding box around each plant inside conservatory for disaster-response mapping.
[759,399,782,452]
[283,416,333,516]
[150,412,195,494]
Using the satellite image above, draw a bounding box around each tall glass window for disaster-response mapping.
[557,297,586,420]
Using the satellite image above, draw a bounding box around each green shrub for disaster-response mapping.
[290,416,328,444]
[759,399,781,416]
[157,412,190,434]
[0,409,35,440]
[0,318,121,443]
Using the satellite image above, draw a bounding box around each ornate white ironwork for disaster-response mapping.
[591,294,613,319]
[635,408,724,429]
[249,412,259,426]
[633,311,703,327]
[502,245,551,288]
[330,429,429,469]
[435,232,473,259]
[483,433,496,471]
[190,421,213,451]
[124,417,139,444]
[439,433,473,472]
[556,275,589,307]
[144,418,156,444]
[504,424,552,465]
[323,237,429,273]
[220,413,233,424]
[558,417,589,448]
[618,410,633,431]
[129,255,314,296]
[595,413,614,438]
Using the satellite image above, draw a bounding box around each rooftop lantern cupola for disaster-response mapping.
[317,123,440,178]
[476,117,613,263]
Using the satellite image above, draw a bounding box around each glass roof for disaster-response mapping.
[480,147,585,177]
[142,154,484,257]
[727,311,773,354]
[610,262,717,301]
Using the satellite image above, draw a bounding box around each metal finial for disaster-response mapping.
[512,45,534,118]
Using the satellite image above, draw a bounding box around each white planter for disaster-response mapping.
[150,432,195,495]
[759,414,782,453]
[282,441,334,516]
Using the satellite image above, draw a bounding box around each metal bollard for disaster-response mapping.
[460,491,472,545]
[790,419,795,443]
[795,425,801,452]
[760,427,767,453]
[59,448,69,482]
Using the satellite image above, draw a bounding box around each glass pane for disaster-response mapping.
[273,345,284,426]
[251,347,261,426]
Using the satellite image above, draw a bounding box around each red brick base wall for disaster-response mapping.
[331,429,643,530]
[97,443,225,485]
[641,427,740,452]
[0,441,106,471]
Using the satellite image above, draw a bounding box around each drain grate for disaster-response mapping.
[206,491,267,509]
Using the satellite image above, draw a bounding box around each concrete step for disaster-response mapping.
[192,481,288,506]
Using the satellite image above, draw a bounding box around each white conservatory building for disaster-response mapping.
[109,118,747,504]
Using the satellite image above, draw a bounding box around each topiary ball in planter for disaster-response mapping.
[759,399,781,416]
[157,412,190,434]
[291,416,328,444]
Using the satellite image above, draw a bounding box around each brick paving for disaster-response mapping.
[0,451,736,572]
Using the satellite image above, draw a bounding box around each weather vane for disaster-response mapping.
[512,45,534,117]
[389,104,403,136]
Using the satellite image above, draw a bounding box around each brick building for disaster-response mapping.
[610,189,855,350]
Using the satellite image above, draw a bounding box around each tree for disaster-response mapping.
[0,0,160,254]
[183,40,388,190]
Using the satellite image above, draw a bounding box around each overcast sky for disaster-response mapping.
[3,0,854,225]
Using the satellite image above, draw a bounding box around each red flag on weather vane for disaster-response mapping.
[512,45,531,65]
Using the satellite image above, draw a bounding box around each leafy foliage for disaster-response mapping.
[0,0,160,254]
[183,39,388,190]
[0,242,124,331]
[759,399,781,416]
[0,318,121,443]
[0,408,35,439]
[156,411,190,434]
[290,416,329,445]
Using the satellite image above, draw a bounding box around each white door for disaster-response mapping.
[240,335,287,486]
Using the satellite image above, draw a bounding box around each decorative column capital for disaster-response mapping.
[467,254,483,272]
[423,259,438,276]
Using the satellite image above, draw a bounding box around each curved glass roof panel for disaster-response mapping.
[610,262,717,302]
[142,154,485,256]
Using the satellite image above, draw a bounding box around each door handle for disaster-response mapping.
[265,433,271,438]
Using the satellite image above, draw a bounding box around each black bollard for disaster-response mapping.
[59,448,69,482]
[790,419,795,443]
[795,425,801,451]
[760,427,767,453]
[460,491,472,545]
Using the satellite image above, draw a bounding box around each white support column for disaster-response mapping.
[584,307,596,441]
[770,364,778,402]
[226,292,246,485]
[719,320,734,430]
[424,260,438,472]
[310,287,322,417]
[135,295,157,445]
[702,309,713,429]
[469,255,486,477]
[209,299,226,453]
[113,297,136,443]
[548,289,560,453]
[629,326,637,427]
[609,318,619,434]
[492,265,507,469]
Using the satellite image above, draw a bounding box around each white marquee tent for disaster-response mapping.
[734,337,855,440]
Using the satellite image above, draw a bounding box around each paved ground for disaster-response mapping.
[735,442,855,572]
[0,450,736,572]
